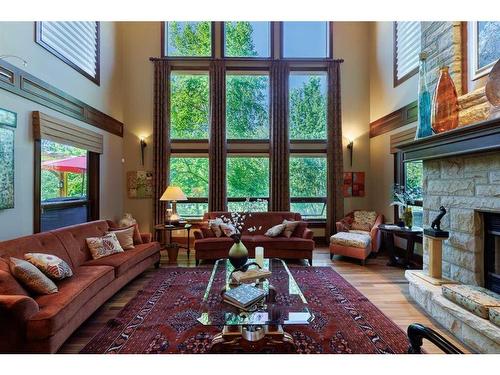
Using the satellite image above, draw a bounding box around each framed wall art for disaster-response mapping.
[127,170,153,199]
[343,171,365,198]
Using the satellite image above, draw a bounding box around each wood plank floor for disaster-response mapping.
[59,246,470,354]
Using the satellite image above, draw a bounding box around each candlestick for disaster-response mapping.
[255,246,264,268]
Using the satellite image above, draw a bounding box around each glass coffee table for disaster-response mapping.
[197,258,314,353]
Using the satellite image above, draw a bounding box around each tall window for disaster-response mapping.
[164,22,212,57]
[405,160,423,227]
[227,157,269,212]
[224,22,271,58]
[40,140,89,231]
[170,157,209,218]
[35,22,100,84]
[290,157,327,219]
[393,21,421,86]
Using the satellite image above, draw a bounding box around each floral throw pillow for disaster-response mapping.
[106,226,135,250]
[353,211,377,229]
[282,220,300,238]
[350,222,371,232]
[208,218,224,237]
[86,233,124,260]
[265,223,286,237]
[219,222,237,237]
[9,257,58,295]
[24,253,73,280]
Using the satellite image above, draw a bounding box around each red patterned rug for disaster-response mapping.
[81,266,410,354]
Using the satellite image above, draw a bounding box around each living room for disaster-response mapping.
[0,0,499,371]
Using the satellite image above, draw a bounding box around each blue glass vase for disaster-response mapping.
[416,52,433,139]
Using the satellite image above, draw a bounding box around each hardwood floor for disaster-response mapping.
[59,246,470,354]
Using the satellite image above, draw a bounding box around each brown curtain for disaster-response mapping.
[153,60,171,225]
[326,60,344,239]
[270,61,290,211]
[208,60,227,211]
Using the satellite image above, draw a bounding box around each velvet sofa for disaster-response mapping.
[194,212,314,265]
[0,220,160,353]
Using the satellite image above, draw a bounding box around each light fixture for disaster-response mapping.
[140,136,147,166]
[160,186,187,225]
[0,55,28,67]
[346,139,354,167]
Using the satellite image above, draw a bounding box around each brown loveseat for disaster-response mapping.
[194,212,314,265]
[0,220,160,353]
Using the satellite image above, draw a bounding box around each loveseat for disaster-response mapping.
[0,220,160,353]
[194,212,314,265]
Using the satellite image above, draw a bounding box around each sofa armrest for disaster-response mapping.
[194,230,204,240]
[0,295,39,321]
[303,228,314,240]
[370,214,384,252]
[140,233,153,243]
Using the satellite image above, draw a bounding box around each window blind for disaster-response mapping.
[37,21,99,81]
[395,22,421,83]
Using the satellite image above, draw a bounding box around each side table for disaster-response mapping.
[378,224,423,269]
[154,223,192,263]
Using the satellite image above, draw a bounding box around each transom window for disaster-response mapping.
[164,22,212,57]
[224,22,271,58]
[283,22,329,58]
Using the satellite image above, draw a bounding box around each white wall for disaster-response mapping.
[0,22,124,240]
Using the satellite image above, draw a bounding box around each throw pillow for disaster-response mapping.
[353,211,377,228]
[86,233,124,260]
[9,257,58,295]
[106,220,143,245]
[24,253,73,280]
[282,220,300,238]
[107,226,135,250]
[208,218,224,237]
[219,222,237,237]
[265,223,286,237]
[350,222,371,232]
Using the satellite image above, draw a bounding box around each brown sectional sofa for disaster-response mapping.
[0,220,160,353]
[194,212,314,265]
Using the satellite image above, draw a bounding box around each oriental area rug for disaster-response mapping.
[81,266,410,354]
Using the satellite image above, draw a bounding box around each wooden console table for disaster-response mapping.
[379,224,423,269]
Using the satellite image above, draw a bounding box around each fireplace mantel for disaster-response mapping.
[398,117,500,162]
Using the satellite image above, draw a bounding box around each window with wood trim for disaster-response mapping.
[163,22,336,222]
[394,153,423,227]
[393,21,421,87]
[35,21,100,84]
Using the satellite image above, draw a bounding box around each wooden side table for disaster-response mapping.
[378,224,423,269]
[154,223,192,263]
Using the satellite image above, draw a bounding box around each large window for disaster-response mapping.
[35,22,100,84]
[170,72,209,139]
[170,157,209,218]
[289,72,327,140]
[290,157,327,219]
[226,73,270,139]
[393,21,421,86]
[283,22,329,58]
[40,140,89,231]
[164,22,212,57]
[467,21,500,83]
[224,22,271,58]
[227,157,269,212]
[405,160,423,228]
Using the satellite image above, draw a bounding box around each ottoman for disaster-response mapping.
[330,231,372,265]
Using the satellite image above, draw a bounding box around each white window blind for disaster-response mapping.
[37,21,99,82]
[395,21,421,83]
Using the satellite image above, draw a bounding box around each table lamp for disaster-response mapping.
[160,186,187,224]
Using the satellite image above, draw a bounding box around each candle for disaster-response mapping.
[255,246,264,268]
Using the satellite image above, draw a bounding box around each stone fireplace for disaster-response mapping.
[399,120,500,353]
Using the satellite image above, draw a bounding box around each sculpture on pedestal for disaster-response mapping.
[424,206,449,238]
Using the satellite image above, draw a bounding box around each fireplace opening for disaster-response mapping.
[484,212,500,294]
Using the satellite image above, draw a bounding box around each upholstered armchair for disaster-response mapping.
[335,211,384,253]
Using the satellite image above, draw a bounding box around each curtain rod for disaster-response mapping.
[149,57,344,63]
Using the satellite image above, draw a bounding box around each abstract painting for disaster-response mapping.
[0,108,17,210]
[127,171,153,199]
[343,171,365,197]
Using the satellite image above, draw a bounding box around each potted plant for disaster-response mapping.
[390,184,420,228]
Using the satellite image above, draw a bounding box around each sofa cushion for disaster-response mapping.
[353,211,377,229]
[51,220,110,267]
[106,220,143,245]
[82,243,160,277]
[25,253,73,280]
[9,257,58,295]
[442,284,500,319]
[330,232,371,249]
[86,233,124,260]
[106,226,135,250]
[250,235,314,251]
[27,265,114,340]
[265,223,286,237]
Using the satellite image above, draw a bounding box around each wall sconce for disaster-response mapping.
[140,137,147,166]
[346,140,354,167]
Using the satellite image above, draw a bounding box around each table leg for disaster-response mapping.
[187,228,190,260]
[405,236,416,269]
[385,232,398,267]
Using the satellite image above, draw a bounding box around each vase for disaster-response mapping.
[228,237,248,269]
[432,66,459,134]
[403,207,413,229]
[416,52,433,139]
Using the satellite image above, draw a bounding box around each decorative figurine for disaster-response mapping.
[424,206,449,237]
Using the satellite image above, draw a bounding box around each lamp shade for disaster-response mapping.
[160,186,187,201]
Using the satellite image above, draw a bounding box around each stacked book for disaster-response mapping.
[231,268,272,284]
[223,284,266,311]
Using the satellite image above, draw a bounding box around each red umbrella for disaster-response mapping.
[41,156,87,174]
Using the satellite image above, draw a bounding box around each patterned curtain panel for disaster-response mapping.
[208,60,227,212]
[153,60,171,225]
[270,60,290,212]
[326,60,344,239]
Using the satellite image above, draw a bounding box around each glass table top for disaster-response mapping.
[197,258,314,326]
